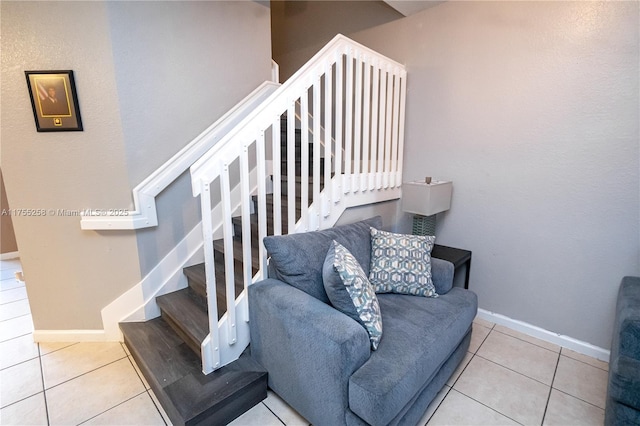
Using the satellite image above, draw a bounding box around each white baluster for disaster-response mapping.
[334,52,343,201]
[344,51,353,194]
[323,63,332,218]
[370,60,379,191]
[301,89,310,231]
[272,118,282,235]
[377,66,387,190]
[256,132,268,274]
[362,57,371,192]
[384,67,394,189]
[220,164,237,344]
[353,53,363,192]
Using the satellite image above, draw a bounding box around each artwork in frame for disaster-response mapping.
[25,70,83,132]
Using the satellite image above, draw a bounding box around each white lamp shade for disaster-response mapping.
[402,180,452,216]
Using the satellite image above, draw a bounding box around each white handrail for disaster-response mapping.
[191,34,407,374]
[79,81,279,230]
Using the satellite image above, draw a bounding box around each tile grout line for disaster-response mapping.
[473,353,554,388]
[448,388,525,426]
[0,312,32,323]
[559,348,609,373]
[492,327,560,355]
[41,354,129,392]
[37,343,52,426]
[421,384,453,426]
[540,349,562,425]
[0,331,33,345]
[0,353,40,372]
[76,390,148,425]
[146,389,169,426]
[550,386,606,412]
[261,401,287,425]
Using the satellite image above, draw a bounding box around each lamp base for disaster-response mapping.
[412,214,436,236]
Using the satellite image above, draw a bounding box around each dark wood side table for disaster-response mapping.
[431,245,472,289]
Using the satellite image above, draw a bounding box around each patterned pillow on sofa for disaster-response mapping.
[325,240,383,350]
[369,228,438,298]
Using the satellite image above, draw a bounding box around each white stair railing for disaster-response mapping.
[190,34,406,373]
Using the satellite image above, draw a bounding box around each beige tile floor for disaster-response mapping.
[1,258,608,425]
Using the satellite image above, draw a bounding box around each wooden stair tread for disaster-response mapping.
[121,319,267,426]
[157,289,209,355]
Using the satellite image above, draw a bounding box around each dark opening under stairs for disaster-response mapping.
[120,115,323,425]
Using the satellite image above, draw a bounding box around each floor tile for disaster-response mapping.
[553,355,608,409]
[473,316,495,329]
[454,356,549,425]
[0,277,23,292]
[0,314,33,343]
[127,356,150,390]
[228,402,283,426]
[148,389,171,425]
[0,286,28,305]
[82,392,164,425]
[263,390,309,425]
[0,391,47,425]
[543,388,604,426]
[427,389,519,426]
[446,351,473,387]
[468,323,491,353]
[38,341,77,356]
[417,384,450,425]
[0,334,39,370]
[0,260,21,271]
[477,330,558,385]
[41,341,127,389]
[0,268,20,281]
[0,298,30,322]
[561,348,609,371]
[0,358,43,408]
[46,358,146,425]
[493,325,560,353]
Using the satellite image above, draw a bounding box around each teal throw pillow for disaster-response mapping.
[328,240,383,350]
[369,228,438,298]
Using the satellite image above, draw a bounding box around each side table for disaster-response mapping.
[431,245,472,289]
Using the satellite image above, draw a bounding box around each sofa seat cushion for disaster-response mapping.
[348,288,478,426]
[264,216,382,304]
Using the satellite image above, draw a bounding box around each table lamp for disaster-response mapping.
[402,177,452,236]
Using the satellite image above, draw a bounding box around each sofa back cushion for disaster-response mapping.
[263,216,382,303]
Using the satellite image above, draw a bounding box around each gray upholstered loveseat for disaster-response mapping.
[606,276,640,425]
[249,217,478,425]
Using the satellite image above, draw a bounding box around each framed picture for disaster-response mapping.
[25,70,83,132]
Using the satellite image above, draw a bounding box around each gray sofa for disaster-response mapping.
[249,217,478,425]
[606,276,640,425]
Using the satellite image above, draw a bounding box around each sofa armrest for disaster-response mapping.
[249,278,371,425]
[432,257,454,295]
[614,277,640,361]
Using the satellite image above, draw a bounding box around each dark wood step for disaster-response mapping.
[121,319,267,426]
[157,288,209,357]
[184,259,256,319]
[213,238,260,273]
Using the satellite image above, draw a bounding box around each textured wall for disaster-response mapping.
[352,1,639,349]
[105,1,273,275]
[1,1,141,330]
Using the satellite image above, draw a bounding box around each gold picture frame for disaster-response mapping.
[25,70,83,132]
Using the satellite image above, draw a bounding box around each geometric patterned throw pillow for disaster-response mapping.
[369,228,438,298]
[332,240,383,350]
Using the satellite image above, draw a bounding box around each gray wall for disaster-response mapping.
[0,0,273,331]
[352,1,639,349]
[106,1,273,275]
[1,1,142,330]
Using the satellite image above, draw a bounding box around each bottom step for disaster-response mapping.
[121,318,267,426]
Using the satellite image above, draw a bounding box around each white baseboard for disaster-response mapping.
[476,308,610,362]
[0,251,19,260]
[33,329,107,342]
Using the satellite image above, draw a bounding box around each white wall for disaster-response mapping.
[1,1,142,330]
[352,1,639,349]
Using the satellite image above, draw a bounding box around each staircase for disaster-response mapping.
[117,34,407,425]
[120,116,320,425]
